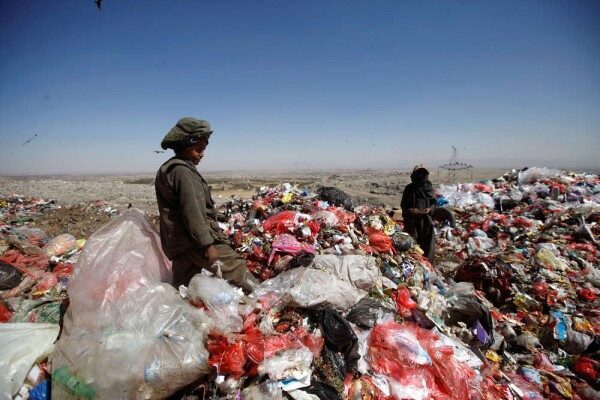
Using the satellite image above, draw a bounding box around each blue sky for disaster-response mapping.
[0,0,598,174]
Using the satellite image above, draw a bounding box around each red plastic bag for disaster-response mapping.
[264,327,323,358]
[32,272,58,295]
[573,357,598,382]
[262,211,297,233]
[0,250,48,274]
[241,313,264,365]
[391,287,417,316]
[369,322,433,380]
[53,263,74,279]
[428,344,475,399]
[368,231,393,253]
[328,207,356,232]
[369,322,476,400]
[0,302,12,322]
[207,333,247,377]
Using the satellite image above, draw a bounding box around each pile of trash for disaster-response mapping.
[1,167,599,400]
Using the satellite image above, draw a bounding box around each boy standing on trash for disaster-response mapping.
[155,117,259,293]
[401,166,436,262]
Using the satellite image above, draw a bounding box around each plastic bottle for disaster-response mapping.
[52,367,96,400]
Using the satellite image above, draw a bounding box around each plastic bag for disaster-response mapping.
[316,187,353,210]
[29,379,50,400]
[391,232,415,252]
[0,261,22,290]
[0,323,59,399]
[518,167,560,184]
[43,233,77,258]
[251,267,366,312]
[263,211,298,233]
[52,210,210,400]
[311,210,340,228]
[318,310,359,374]
[535,248,569,271]
[391,287,418,316]
[187,273,244,333]
[368,231,393,253]
[31,272,58,296]
[242,380,284,400]
[308,255,381,291]
[346,297,395,329]
[269,234,315,264]
[369,322,432,371]
[263,327,323,358]
[0,301,12,322]
[207,334,247,377]
[259,347,314,381]
[64,209,171,319]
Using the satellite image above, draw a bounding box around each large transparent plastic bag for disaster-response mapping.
[51,210,211,400]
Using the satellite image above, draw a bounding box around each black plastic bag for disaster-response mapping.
[316,187,353,211]
[0,262,22,290]
[318,310,360,374]
[431,207,456,227]
[346,297,394,329]
[305,381,343,400]
[288,251,315,269]
[390,232,415,252]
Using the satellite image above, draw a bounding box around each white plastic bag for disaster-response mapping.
[310,210,339,228]
[187,273,244,333]
[251,267,366,312]
[258,347,313,382]
[308,255,381,291]
[0,323,59,399]
[518,167,560,184]
[52,210,210,400]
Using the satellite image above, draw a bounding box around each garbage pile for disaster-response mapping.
[1,167,599,400]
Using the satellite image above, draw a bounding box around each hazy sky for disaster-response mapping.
[0,0,599,175]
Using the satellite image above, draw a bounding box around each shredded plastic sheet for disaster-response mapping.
[0,323,59,399]
[250,267,366,312]
[51,210,210,399]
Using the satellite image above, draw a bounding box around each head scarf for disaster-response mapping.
[410,166,435,200]
[161,117,213,151]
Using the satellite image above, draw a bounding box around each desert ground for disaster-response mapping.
[1,168,508,214]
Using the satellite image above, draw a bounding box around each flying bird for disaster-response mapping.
[153,150,165,153]
[22,134,38,146]
[95,0,102,10]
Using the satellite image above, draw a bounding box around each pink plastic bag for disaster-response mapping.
[268,233,315,265]
[262,211,297,233]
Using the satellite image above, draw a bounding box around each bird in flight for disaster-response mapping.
[22,134,38,146]
[153,150,165,153]
[95,0,102,10]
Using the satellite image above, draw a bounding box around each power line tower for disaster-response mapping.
[439,146,473,183]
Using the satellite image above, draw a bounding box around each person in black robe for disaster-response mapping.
[401,166,436,262]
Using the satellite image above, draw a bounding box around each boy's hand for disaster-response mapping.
[205,245,219,264]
